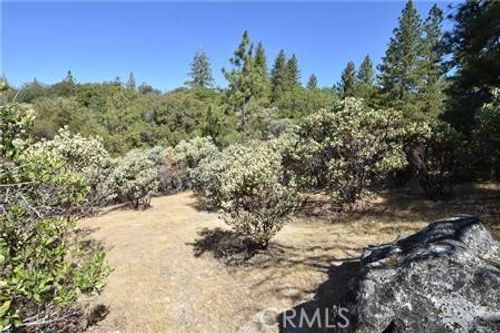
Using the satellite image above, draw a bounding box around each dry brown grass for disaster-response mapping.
[80,184,499,332]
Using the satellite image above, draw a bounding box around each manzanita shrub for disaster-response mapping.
[27,127,114,215]
[193,143,300,248]
[294,98,407,208]
[405,120,465,199]
[103,149,159,209]
[160,137,218,193]
[0,103,110,331]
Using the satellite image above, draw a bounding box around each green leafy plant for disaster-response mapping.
[294,98,407,208]
[0,103,110,331]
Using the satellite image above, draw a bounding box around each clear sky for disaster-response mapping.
[2,1,453,91]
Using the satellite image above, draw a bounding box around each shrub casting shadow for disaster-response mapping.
[277,259,361,332]
[188,227,285,267]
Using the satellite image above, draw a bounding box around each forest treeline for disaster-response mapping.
[0,0,499,331]
[2,1,497,155]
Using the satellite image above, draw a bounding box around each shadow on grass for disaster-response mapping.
[188,227,285,267]
[277,259,361,333]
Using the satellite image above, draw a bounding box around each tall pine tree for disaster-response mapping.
[307,74,318,90]
[420,4,446,118]
[444,0,500,133]
[378,0,424,118]
[340,61,356,98]
[186,50,214,88]
[270,50,288,101]
[356,55,376,101]
[223,31,266,131]
[286,54,301,89]
[126,72,137,90]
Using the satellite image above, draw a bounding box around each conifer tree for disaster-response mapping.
[222,31,266,131]
[356,55,376,101]
[307,74,318,90]
[378,0,424,118]
[420,4,446,118]
[270,50,288,101]
[340,61,356,97]
[254,41,270,96]
[444,0,499,133]
[254,42,268,74]
[186,50,214,88]
[126,72,137,90]
[357,55,374,86]
[286,54,301,89]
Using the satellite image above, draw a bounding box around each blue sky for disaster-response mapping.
[2,1,454,91]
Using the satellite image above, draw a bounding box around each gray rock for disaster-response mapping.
[345,215,500,333]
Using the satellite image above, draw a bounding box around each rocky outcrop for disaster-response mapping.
[344,215,500,333]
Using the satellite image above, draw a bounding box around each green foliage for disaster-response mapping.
[471,88,500,179]
[355,55,376,103]
[193,143,300,248]
[30,128,114,213]
[294,98,407,207]
[420,4,446,118]
[270,50,288,102]
[340,61,356,98]
[103,149,159,209]
[223,31,267,131]
[405,121,464,199]
[160,137,219,192]
[32,97,99,139]
[274,86,335,120]
[186,50,214,89]
[444,0,500,133]
[0,103,109,331]
[286,54,301,89]
[306,74,318,90]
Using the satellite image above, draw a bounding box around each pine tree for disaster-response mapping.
[357,55,374,86]
[444,0,500,133]
[286,54,301,89]
[186,50,214,88]
[307,74,318,90]
[254,41,270,96]
[64,70,76,84]
[356,55,376,101]
[420,4,446,118]
[254,42,268,74]
[378,0,424,118]
[270,50,288,101]
[126,72,137,90]
[222,30,266,131]
[340,61,356,97]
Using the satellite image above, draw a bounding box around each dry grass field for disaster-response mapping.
[80,184,499,333]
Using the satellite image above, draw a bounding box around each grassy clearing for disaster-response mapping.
[80,184,499,332]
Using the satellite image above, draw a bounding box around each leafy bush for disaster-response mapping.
[193,143,300,248]
[159,137,218,193]
[103,149,159,209]
[471,88,500,179]
[28,128,114,214]
[294,98,407,207]
[405,121,464,199]
[0,103,109,331]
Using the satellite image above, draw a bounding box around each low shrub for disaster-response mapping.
[294,98,407,208]
[405,121,464,199]
[158,137,218,194]
[1,103,109,331]
[193,143,300,248]
[103,149,159,209]
[28,128,114,214]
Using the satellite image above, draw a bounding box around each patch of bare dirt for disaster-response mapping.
[80,184,499,332]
